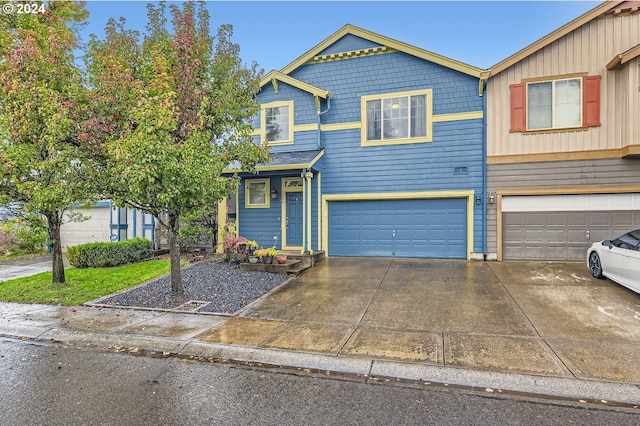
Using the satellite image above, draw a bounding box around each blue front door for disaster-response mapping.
[286,192,303,246]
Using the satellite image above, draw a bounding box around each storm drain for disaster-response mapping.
[175,300,211,312]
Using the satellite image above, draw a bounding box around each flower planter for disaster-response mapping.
[276,256,287,264]
[248,256,259,264]
[262,255,273,264]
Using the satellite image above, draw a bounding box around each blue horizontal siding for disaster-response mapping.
[246,36,485,254]
[291,52,483,125]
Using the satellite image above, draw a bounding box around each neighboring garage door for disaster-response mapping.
[60,207,111,250]
[328,198,467,258]
[502,193,640,260]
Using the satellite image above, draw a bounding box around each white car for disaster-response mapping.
[587,229,640,294]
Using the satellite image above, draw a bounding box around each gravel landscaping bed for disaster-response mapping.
[88,259,292,315]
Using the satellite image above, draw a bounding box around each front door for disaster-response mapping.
[286,192,303,247]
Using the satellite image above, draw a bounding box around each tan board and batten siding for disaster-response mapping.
[486,3,640,261]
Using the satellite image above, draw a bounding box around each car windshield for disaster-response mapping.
[614,230,640,250]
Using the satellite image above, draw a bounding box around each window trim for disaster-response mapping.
[525,77,582,131]
[509,74,600,133]
[261,101,294,146]
[360,89,433,146]
[245,178,270,209]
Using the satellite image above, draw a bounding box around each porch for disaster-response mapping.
[239,250,325,275]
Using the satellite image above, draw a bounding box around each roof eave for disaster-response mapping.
[280,24,484,79]
[260,70,332,99]
[487,1,624,78]
[223,149,325,174]
[607,43,640,69]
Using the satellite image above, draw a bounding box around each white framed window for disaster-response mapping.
[527,78,581,130]
[245,178,270,208]
[361,89,432,146]
[261,101,293,145]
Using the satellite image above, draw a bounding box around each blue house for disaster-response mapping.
[224,25,487,259]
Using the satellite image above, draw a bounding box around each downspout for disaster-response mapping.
[317,97,331,149]
[481,78,488,259]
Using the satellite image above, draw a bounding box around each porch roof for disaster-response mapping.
[225,149,324,174]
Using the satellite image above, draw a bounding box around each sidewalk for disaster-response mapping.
[1,258,639,406]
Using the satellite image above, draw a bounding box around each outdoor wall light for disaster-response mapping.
[488,192,496,204]
[475,195,482,205]
[271,188,278,200]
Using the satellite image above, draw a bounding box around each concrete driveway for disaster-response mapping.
[198,257,640,384]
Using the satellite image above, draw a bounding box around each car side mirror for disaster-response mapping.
[602,240,612,248]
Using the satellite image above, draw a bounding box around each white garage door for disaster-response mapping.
[60,207,111,249]
[502,193,640,260]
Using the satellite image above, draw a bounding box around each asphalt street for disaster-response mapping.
[1,338,638,426]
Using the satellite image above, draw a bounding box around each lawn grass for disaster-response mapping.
[0,259,172,306]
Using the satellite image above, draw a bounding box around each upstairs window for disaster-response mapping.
[528,78,581,129]
[261,101,293,145]
[362,89,432,146]
[510,75,600,132]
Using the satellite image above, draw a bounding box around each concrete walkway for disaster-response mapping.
[1,258,639,406]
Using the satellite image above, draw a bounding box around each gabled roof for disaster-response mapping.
[279,24,484,79]
[259,70,332,99]
[488,1,627,77]
[607,43,640,69]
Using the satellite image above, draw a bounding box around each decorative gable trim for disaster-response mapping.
[280,24,484,79]
[311,46,394,64]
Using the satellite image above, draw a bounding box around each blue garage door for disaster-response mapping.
[329,198,467,258]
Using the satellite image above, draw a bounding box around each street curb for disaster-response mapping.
[4,325,639,407]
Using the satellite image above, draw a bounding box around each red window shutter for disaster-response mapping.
[583,75,601,127]
[510,83,526,132]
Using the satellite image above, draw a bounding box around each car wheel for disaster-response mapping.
[589,252,604,279]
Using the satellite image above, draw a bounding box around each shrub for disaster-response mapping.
[66,238,153,268]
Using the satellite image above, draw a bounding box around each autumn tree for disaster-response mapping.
[0,1,91,284]
[86,2,268,292]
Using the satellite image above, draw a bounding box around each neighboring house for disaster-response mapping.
[223,25,487,259]
[60,202,155,250]
[485,1,640,261]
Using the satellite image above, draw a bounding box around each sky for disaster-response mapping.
[78,1,602,72]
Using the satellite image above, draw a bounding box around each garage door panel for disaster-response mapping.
[504,207,640,261]
[547,212,569,226]
[329,198,467,258]
[589,212,611,226]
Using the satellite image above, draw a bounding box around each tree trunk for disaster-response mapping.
[47,213,65,284]
[168,212,184,293]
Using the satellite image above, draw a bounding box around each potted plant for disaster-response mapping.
[255,246,278,264]
[276,255,287,264]
[244,240,259,255]
[248,255,259,263]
